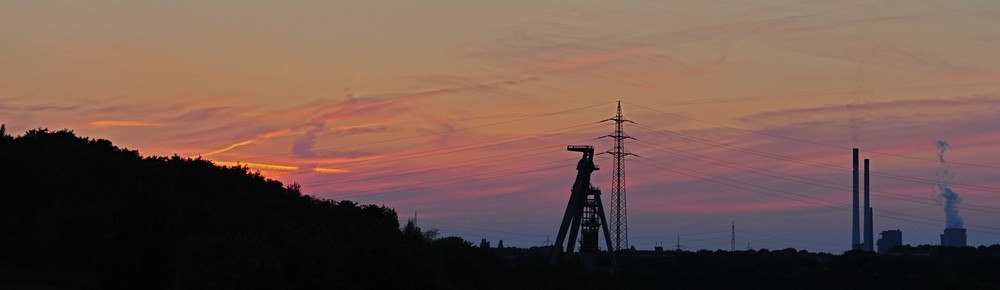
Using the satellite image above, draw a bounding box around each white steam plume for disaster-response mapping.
[935,140,963,229]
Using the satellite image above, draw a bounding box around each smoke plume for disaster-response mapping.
[935,140,963,229]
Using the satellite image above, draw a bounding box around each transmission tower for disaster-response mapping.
[601,101,635,252]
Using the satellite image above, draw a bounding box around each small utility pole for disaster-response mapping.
[731,221,736,252]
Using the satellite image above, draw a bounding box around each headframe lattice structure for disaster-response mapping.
[601,101,635,252]
[549,145,616,270]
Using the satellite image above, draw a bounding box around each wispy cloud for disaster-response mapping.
[201,128,293,157]
[0,102,81,113]
[740,95,1000,125]
[211,161,349,174]
[88,120,161,127]
[212,161,298,171]
[171,107,234,122]
[530,46,654,74]
[291,124,388,158]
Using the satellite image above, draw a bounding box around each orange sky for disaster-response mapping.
[3,0,1000,252]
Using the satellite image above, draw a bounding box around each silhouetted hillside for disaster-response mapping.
[0,128,505,289]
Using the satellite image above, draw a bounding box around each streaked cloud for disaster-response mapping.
[201,128,293,157]
[740,95,1000,125]
[212,161,298,171]
[314,167,350,174]
[88,120,161,127]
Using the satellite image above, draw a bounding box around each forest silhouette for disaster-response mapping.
[0,128,512,289]
[1,127,999,289]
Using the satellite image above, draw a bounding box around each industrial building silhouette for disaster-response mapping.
[877,230,902,254]
[941,228,967,247]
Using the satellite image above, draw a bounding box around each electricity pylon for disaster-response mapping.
[601,101,635,252]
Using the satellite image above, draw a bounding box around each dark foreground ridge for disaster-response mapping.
[0,128,502,289]
[1,128,999,289]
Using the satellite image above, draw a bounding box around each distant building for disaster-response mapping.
[480,238,491,249]
[876,230,902,254]
[497,240,504,249]
[940,228,967,247]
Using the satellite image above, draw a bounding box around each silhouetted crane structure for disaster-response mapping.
[601,101,635,252]
[550,145,616,270]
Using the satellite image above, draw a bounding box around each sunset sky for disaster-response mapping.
[3,0,1000,252]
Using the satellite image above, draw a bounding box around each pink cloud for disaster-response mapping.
[938,70,1000,84]
[531,47,654,73]
[88,120,161,127]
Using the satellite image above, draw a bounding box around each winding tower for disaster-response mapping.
[549,145,616,270]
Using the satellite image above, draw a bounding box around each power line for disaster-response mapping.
[303,124,612,197]
[630,122,1000,194]
[278,99,1000,248]
[308,132,612,199]
[318,159,573,200]
[302,147,561,188]
[623,100,1000,171]
[631,122,846,172]
[299,125,605,188]
[628,139,1000,214]
[631,155,1000,235]
[315,122,604,170]
[632,229,730,239]
[238,101,615,160]
[631,157,848,211]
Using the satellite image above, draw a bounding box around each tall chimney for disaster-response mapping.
[864,159,874,252]
[866,208,873,251]
[852,148,861,250]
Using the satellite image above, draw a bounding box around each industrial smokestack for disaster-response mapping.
[866,208,874,251]
[864,159,874,252]
[852,148,861,250]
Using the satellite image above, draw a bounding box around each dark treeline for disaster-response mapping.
[2,127,1000,289]
[0,128,511,289]
[614,245,1000,289]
